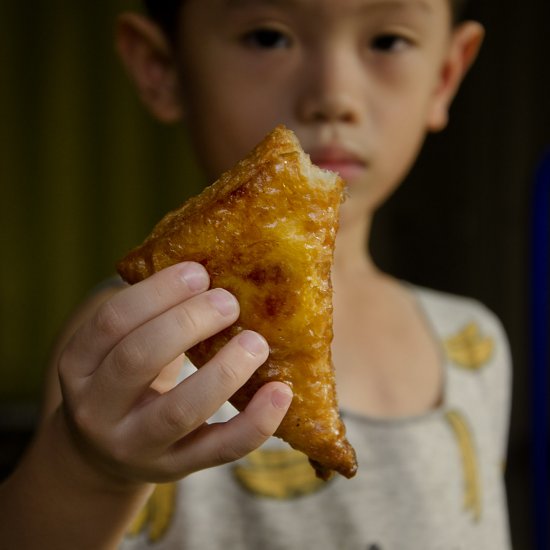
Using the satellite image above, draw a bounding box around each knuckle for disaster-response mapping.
[112,339,146,373]
[216,441,245,465]
[93,300,125,340]
[173,304,200,337]
[158,399,194,435]
[151,275,169,302]
[70,404,97,438]
[215,356,241,388]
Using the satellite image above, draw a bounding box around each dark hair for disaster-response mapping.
[144,0,470,39]
[143,0,182,41]
[450,0,470,22]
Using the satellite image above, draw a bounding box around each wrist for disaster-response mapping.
[46,407,152,497]
[2,410,153,549]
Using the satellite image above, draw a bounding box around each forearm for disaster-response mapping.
[0,411,152,550]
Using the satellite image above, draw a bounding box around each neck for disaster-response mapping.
[332,210,378,288]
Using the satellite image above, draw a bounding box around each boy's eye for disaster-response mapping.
[242,28,291,49]
[371,34,410,53]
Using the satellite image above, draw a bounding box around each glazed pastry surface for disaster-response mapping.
[117,126,357,479]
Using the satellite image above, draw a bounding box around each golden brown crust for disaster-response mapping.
[117,126,357,479]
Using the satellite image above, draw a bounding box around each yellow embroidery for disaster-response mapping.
[445,410,482,522]
[233,448,327,499]
[444,322,494,370]
[127,483,177,542]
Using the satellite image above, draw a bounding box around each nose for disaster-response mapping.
[299,93,358,124]
[296,48,363,125]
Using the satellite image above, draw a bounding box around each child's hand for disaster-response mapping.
[57,262,293,486]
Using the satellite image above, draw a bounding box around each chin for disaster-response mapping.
[336,197,373,231]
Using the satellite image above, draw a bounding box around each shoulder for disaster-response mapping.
[412,285,508,348]
[412,284,511,404]
[412,285,512,458]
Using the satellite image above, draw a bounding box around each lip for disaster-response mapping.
[308,146,367,182]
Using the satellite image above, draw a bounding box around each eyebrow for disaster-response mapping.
[223,0,433,13]
[224,0,300,7]
[366,0,433,13]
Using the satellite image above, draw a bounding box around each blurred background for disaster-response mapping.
[0,1,548,548]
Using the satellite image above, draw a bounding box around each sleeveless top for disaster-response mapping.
[120,286,512,550]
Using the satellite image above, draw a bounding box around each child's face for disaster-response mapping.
[171,0,465,219]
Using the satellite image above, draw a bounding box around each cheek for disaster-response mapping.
[183,87,254,177]
[183,68,290,179]
[377,91,432,173]
[355,95,430,211]
[191,105,280,180]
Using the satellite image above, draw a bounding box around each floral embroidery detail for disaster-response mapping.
[445,410,482,522]
[233,448,328,499]
[127,483,177,542]
[444,322,494,370]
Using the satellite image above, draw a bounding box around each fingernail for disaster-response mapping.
[271,386,293,409]
[208,289,238,316]
[238,331,268,356]
[181,263,209,292]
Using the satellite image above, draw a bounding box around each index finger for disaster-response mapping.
[61,262,210,378]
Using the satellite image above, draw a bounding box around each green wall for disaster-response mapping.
[0,1,204,401]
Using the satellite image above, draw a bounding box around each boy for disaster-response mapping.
[0,0,511,548]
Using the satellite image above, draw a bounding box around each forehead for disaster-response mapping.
[203,0,453,33]
[208,0,454,27]
[219,0,444,14]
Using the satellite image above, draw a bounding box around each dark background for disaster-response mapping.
[1,1,548,548]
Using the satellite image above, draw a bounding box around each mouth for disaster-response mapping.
[308,146,367,182]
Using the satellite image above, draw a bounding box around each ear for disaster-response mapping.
[115,13,184,123]
[427,21,485,132]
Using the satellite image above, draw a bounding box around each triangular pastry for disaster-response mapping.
[117,126,357,479]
